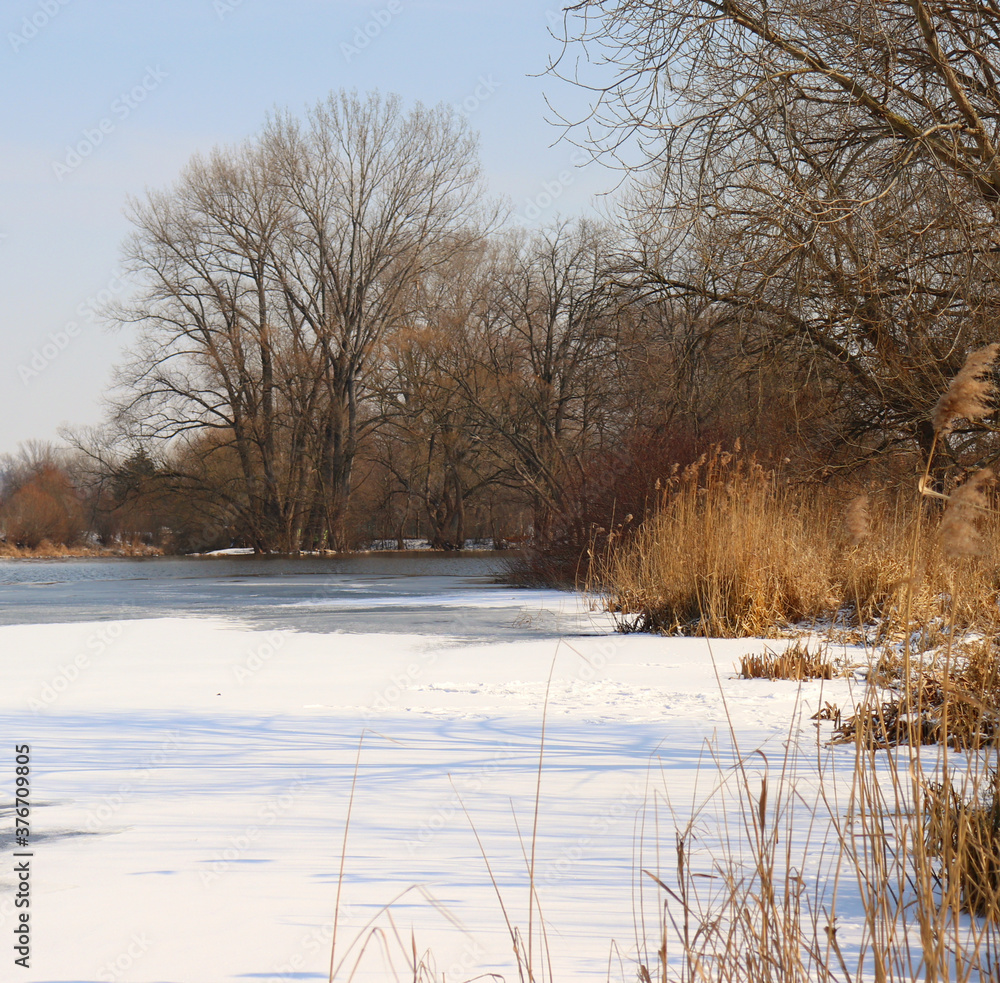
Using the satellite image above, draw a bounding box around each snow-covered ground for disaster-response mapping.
[0,559,867,982]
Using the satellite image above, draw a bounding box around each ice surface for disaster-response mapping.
[0,558,865,982]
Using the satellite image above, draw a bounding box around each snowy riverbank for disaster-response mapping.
[0,560,864,981]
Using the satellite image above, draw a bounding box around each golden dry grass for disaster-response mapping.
[923,772,1000,921]
[593,408,1000,945]
[833,638,1000,750]
[325,350,1000,980]
[738,640,836,680]
[594,451,838,637]
[592,448,1000,639]
[0,540,163,558]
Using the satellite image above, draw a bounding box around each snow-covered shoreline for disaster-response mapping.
[1,565,862,981]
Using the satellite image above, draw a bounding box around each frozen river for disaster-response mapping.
[0,554,858,982]
[0,552,599,638]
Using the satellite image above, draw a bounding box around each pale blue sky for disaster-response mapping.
[0,0,616,456]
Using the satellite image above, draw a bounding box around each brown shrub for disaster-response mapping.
[591,450,1000,638]
[1,466,85,548]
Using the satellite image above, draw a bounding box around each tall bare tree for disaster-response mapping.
[453,220,627,540]
[372,242,516,549]
[553,1,1000,471]
[112,90,489,550]
[261,91,489,547]
[113,142,304,549]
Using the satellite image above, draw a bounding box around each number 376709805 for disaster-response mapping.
[15,745,30,840]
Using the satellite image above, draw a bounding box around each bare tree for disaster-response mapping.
[553,1,1000,471]
[453,220,627,541]
[555,1,1000,203]
[261,91,490,548]
[374,247,508,549]
[113,142,304,549]
[112,90,490,550]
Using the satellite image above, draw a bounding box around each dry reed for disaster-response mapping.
[738,640,836,680]
[598,343,1000,975]
[634,678,1000,982]
[320,353,1000,982]
[923,772,1000,921]
[932,344,1000,437]
[593,450,838,637]
[0,540,162,558]
[592,450,1000,639]
[940,469,994,557]
[833,638,1000,751]
[844,493,871,546]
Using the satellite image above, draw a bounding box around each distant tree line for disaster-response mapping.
[11,0,1000,556]
[8,90,807,555]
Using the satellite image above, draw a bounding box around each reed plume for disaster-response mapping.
[940,468,994,557]
[932,344,1000,437]
[845,493,871,546]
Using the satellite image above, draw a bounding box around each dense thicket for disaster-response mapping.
[554,1,1000,472]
